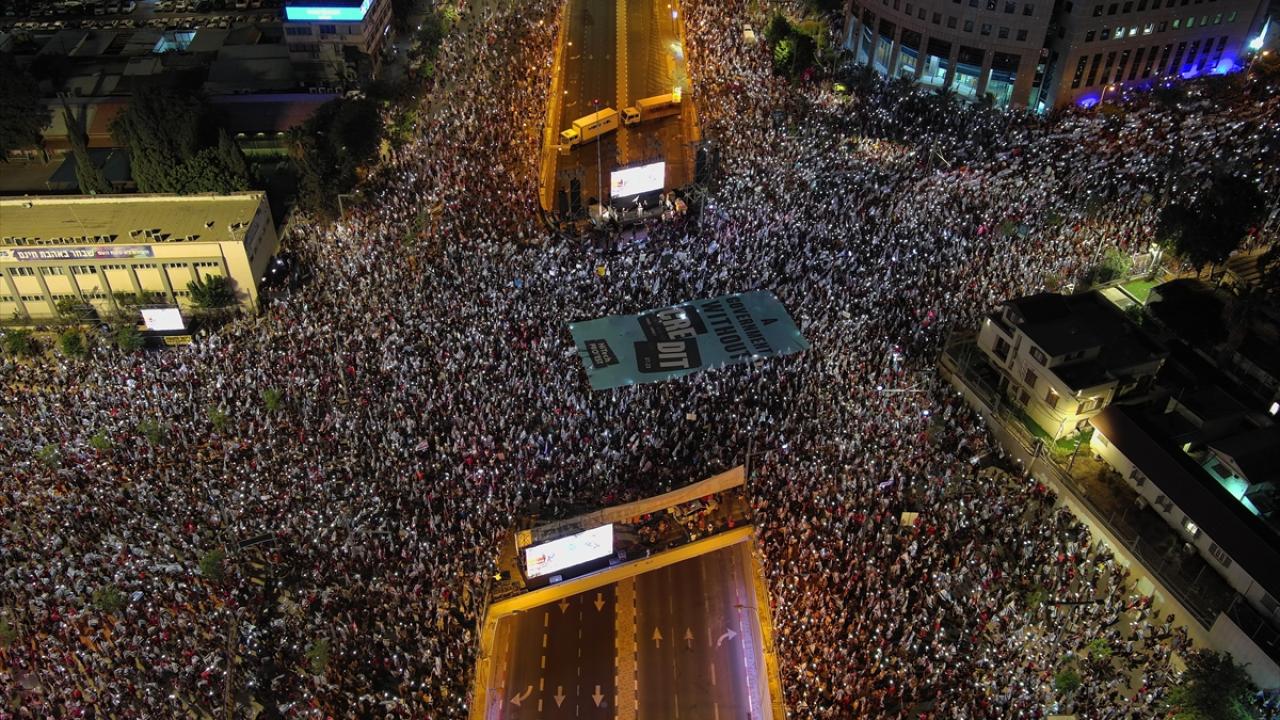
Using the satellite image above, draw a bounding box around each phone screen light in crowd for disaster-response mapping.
[1268,401,1278,416]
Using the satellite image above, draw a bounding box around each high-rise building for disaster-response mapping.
[842,0,1271,109]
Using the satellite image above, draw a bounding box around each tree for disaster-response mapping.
[261,387,284,413]
[207,405,230,433]
[1156,172,1266,272]
[305,638,331,675]
[62,104,113,195]
[199,548,226,582]
[137,418,168,446]
[169,146,250,194]
[0,616,16,648]
[89,429,113,452]
[187,274,237,309]
[35,443,61,468]
[216,127,249,180]
[288,97,382,215]
[111,86,248,194]
[2,329,39,357]
[1054,666,1082,693]
[114,322,144,353]
[0,53,52,157]
[91,585,126,614]
[110,86,206,192]
[58,329,87,358]
[764,14,791,46]
[1086,637,1113,662]
[1164,650,1260,720]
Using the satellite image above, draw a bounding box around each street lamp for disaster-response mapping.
[1098,83,1117,108]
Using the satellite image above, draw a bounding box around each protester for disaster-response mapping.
[1,0,1277,716]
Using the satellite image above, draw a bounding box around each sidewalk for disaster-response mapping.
[940,342,1221,647]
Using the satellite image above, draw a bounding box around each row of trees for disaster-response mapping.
[109,86,251,194]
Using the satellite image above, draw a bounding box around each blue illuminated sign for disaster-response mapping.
[285,0,371,21]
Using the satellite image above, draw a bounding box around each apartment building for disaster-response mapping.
[974,291,1166,439]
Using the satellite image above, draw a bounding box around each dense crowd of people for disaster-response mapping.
[2,0,1278,715]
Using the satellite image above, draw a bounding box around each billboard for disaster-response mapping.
[524,525,614,579]
[609,161,665,199]
[568,290,808,390]
[285,0,372,21]
[141,307,186,332]
[6,245,154,262]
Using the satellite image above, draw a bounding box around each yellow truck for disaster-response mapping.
[560,108,620,149]
[621,92,683,126]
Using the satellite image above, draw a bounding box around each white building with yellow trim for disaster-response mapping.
[0,192,278,321]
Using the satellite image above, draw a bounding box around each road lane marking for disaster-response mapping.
[710,661,716,686]
[543,633,548,648]
[510,685,534,707]
[544,611,550,628]
[541,655,547,669]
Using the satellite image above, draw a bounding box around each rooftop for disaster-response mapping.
[0,193,267,247]
[1003,291,1165,387]
[1090,405,1280,602]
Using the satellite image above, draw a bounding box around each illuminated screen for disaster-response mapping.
[141,307,186,332]
[610,161,665,198]
[285,0,371,21]
[524,525,614,579]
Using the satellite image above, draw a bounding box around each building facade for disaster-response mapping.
[1090,406,1280,635]
[842,0,1270,109]
[0,193,278,320]
[1044,0,1269,108]
[974,291,1166,438]
[282,0,393,73]
[842,0,1054,107]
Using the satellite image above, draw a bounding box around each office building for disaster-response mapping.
[0,192,278,320]
[842,0,1270,109]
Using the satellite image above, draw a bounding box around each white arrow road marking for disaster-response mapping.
[593,592,605,611]
[652,627,663,648]
[510,685,533,706]
[683,628,694,648]
[554,686,566,707]
[558,598,570,614]
[716,629,738,647]
[592,684,605,707]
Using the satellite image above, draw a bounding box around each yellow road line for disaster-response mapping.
[539,0,572,212]
[616,0,630,163]
[614,576,638,720]
[469,526,756,720]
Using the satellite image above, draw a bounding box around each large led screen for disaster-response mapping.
[285,0,372,21]
[141,307,186,332]
[609,161,665,199]
[524,525,614,579]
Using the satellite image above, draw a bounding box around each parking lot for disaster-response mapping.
[1,0,282,32]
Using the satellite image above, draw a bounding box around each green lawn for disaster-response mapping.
[1121,279,1158,304]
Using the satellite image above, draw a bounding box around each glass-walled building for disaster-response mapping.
[843,0,1270,110]
[843,0,1053,109]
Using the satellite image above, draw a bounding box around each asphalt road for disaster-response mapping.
[492,586,618,720]
[635,543,765,720]
[487,543,769,720]
[552,0,693,212]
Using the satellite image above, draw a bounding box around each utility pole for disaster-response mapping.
[593,98,604,219]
